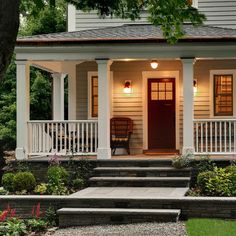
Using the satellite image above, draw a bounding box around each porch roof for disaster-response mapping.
[17,24,236,46]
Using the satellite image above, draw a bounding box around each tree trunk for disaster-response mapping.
[0,0,20,81]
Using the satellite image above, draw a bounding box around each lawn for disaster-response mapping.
[186,219,236,236]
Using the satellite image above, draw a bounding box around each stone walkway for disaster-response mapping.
[53,222,187,236]
[69,187,189,199]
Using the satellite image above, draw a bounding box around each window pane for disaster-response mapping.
[151,82,158,91]
[92,76,98,117]
[214,74,233,116]
[151,91,158,100]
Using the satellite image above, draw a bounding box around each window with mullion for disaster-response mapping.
[91,76,98,117]
[214,74,233,116]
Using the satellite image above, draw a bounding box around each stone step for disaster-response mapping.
[93,167,191,177]
[96,159,173,167]
[57,208,181,227]
[89,177,190,187]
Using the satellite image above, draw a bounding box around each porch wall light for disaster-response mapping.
[150,60,158,69]
[193,79,197,93]
[124,80,132,94]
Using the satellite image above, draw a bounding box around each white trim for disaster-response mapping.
[192,0,198,8]
[67,4,76,32]
[87,71,113,120]
[210,69,236,118]
[142,71,180,150]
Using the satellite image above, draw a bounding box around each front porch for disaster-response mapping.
[15,24,236,160]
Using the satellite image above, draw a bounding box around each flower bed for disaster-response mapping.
[0,203,57,236]
[172,155,236,197]
[0,155,94,196]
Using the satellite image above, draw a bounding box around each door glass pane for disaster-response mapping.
[151,91,158,100]
[159,82,165,91]
[159,91,165,100]
[166,92,173,100]
[151,82,158,91]
[166,82,172,91]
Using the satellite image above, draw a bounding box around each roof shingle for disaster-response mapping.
[17,24,236,45]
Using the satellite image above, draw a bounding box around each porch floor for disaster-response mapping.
[28,153,236,161]
[69,187,189,199]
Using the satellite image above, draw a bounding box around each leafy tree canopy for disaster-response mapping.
[65,0,205,43]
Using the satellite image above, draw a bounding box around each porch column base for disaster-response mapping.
[182,147,194,155]
[97,148,111,159]
[15,148,27,160]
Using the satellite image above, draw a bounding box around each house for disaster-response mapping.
[15,0,236,160]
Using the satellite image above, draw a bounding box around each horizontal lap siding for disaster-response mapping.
[199,0,236,29]
[76,62,97,120]
[75,11,148,31]
[111,61,182,153]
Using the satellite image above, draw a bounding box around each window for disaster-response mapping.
[214,74,233,116]
[91,76,98,117]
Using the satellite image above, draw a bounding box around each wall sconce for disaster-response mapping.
[193,79,197,93]
[150,60,158,69]
[124,80,132,94]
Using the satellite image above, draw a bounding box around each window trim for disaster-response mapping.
[87,71,113,120]
[88,72,98,120]
[214,74,233,116]
[210,70,236,118]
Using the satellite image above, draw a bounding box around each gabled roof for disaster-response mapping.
[17,24,236,46]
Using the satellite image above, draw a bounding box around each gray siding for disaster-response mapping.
[75,1,236,31]
[75,11,148,31]
[199,0,236,29]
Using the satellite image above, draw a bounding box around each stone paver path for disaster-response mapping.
[53,222,187,236]
[69,187,188,199]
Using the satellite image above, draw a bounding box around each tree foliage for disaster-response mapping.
[66,0,205,43]
[0,1,67,150]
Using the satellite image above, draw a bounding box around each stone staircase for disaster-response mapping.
[58,159,191,227]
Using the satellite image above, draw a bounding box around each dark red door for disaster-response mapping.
[148,78,176,149]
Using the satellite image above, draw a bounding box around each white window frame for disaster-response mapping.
[210,70,236,118]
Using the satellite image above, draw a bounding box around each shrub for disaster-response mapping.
[27,219,47,232]
[1,173,15,192]
[225,164,236,196]
[34,183,48,195]
[72,178,85,189]
[195,156,215,172]
[47,166,69,195]
[1,218,27,236]
[197,167,233,196]
[13,172,36,192]
[47,166,68,185]
[172,154,193,169]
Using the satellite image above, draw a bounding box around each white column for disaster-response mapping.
[182,58,195,155]
[96,59,112,159]
[52,73,66,120]
[15,61,30,160]
[67,65,77,120]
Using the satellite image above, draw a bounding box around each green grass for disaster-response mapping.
[186,219,236,236]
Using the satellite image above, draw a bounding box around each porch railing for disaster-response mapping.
[194,119,236,154]
[28,120,98,156]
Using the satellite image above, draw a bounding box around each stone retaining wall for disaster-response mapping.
[1,196,236,220]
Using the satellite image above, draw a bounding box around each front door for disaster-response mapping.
[148,78,176,149]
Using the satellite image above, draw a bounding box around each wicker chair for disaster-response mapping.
[110,117,133,155]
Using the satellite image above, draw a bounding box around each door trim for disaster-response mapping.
[142,71,180,150]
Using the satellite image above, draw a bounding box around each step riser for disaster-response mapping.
[89,180,189,187]
[94,170,190,177]
[96,161,173,167]
[59,213,179,227]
